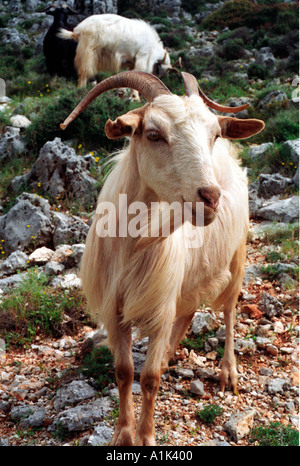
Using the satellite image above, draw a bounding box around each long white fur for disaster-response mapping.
[58,14,171,87]
[80,94,249,339]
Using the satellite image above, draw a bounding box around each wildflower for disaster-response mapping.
[38,182,41,187]
[28,81,31,84]
[282,162,285,165]
[1,251,4,254]
[78,143,82,149]
[40,94,43,97]
[94,157,99,162]
[45,84,49,87]
[26,224,31,228]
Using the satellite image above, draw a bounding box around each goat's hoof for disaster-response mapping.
[135,434,156,446]
[220,367,238,395]
[110,427,135,446]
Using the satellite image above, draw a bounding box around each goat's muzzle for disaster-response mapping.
[198,187,221,210]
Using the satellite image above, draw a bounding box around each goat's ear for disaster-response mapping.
[105,112,142,139]
[218,116,265,140]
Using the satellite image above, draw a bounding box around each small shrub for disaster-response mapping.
[261,263,298,281]
[250,422,299,446]
[202,0,298,34]
[196,404,223,424]
[78,346,115,392]
[0,268,88,347]
[250,107,299,144]
[247,63,269,80]
[24,84,141,152]
[181,330,216,352]
[218,38,245,61]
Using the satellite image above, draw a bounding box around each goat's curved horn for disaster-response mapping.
[60,71,172,130]
[36,4,57,12]
[181,71,249,114]
[62,3,80,13]
[167,57,182,74]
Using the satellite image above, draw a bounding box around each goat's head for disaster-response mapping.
[153,54,182,78]
[60,71,264,226]
[37,3,78,20]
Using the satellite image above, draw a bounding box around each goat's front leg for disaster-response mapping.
[218,242,246,394]
[107,319,136,446]
[220,306,238,394]
[135,321,174,446]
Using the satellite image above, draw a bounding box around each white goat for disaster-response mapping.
[60,71,264,446]
[58,14,178,99]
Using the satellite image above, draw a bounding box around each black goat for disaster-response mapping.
[39,3,78,78]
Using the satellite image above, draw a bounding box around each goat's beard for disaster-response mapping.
[183,200,217,227]
[202,206,217,226]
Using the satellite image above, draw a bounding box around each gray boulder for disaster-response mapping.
[50,398,112,432]
[20,408,46,429]
[225,410,256,442]
[190,379,205,396]
[52,212,89,248]
[0,193,53,254]
[258,90,288,110]
[0,127,26,162]
[86,422,113,446]
[11,138,98,208]
[92,0,118,14]
[0,250,29,278]
[248,142,274,161]
[0,27,28,47]
[258,173,293,198]
[53,380,97,411]
[191,311,219,334]
[267,378,291,395]
[255,47,276,70]
[258,291,284,318]
[255,195,299,223]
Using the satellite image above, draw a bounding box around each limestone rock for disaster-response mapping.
[225,410,256,441]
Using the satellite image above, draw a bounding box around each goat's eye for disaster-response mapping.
[147,131,161,141]
[215,134,221,142]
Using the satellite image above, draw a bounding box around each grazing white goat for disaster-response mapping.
[58,14,178,98]
[60,71,264,446]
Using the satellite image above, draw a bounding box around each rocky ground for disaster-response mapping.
[0,217,299,447]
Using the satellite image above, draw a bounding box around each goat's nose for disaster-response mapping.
[198,186,221,210]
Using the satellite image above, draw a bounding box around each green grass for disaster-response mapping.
[257,223,299,246]
[261,263,298,281]
[250,422,299,446]
[24,82,141,153]
[196,404,223,424]
[0,268,89,347]
[181,330,215,352]
[241,140,298,182]
[78,346,115,392]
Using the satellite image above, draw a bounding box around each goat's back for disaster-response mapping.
[73,14,162,52]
